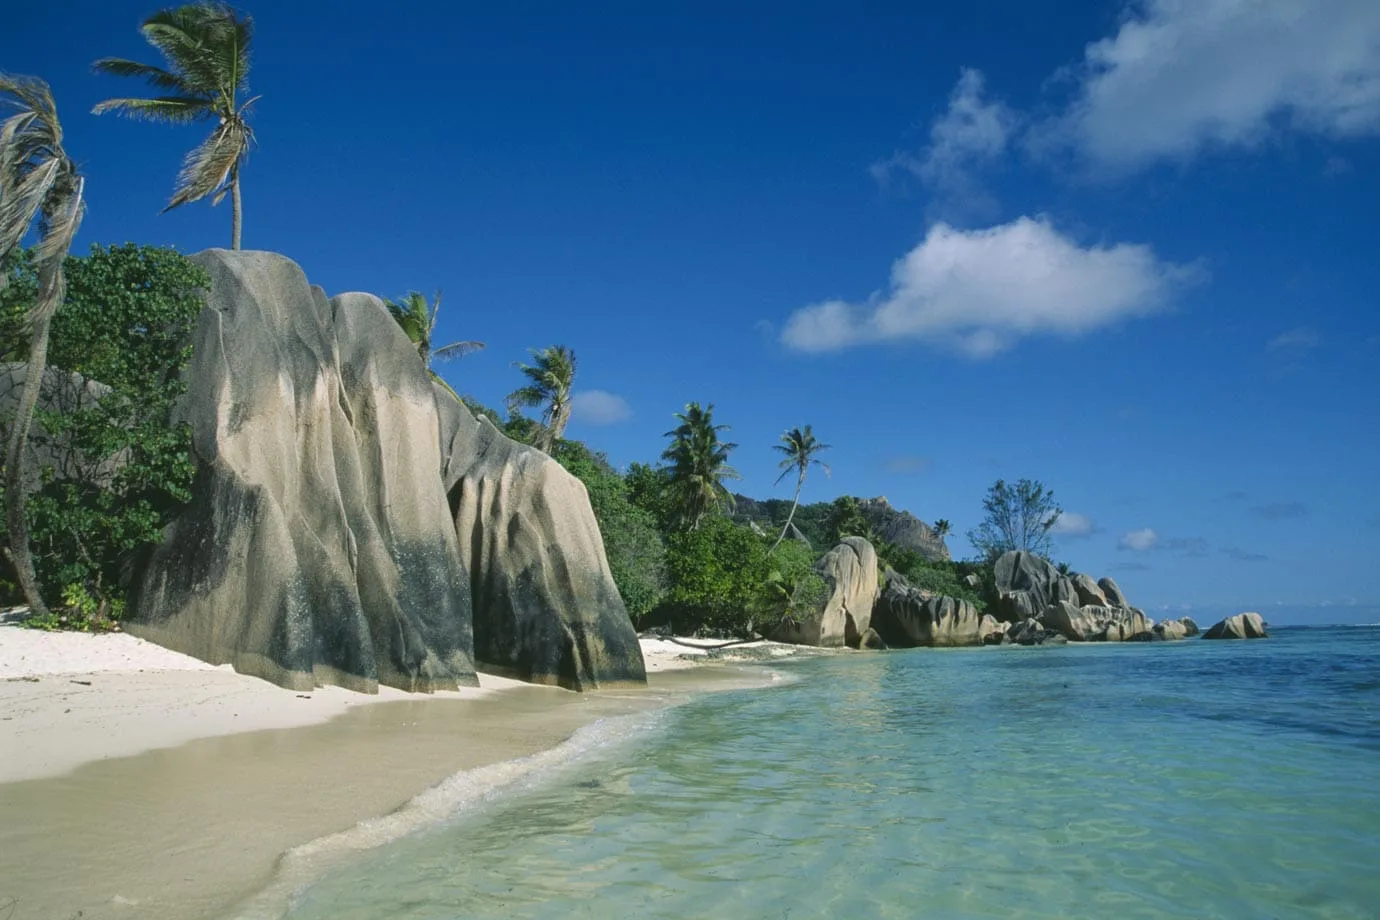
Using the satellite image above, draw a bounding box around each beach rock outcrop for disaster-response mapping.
[992,551,1061,622]
[1071,573,1109,607]
[1042,602,1152,642]
[435,391,646,690]
[1152,617,1200,641]
[859,497,950,561]
[859,628,887,650]
[769,537,879,648]
[1203,612,1268,640]
[0,364,120,490]
[1005,618,1066,646]
[871,582,985,647]
[129,251,476,693]
[1098,577,1130,608]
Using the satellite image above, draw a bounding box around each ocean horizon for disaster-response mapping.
[267,625,1380,920]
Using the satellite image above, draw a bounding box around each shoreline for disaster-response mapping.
[0,625,801,920]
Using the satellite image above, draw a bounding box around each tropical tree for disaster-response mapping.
[769,425,830,552]
[92,2,256,249]
[966,478,1062,561]
[506,344,576,452]
[933,518,952,538]
[661,402,740,531]
[0,73,86,617]
[384,290,484,401]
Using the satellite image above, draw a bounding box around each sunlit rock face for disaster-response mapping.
[435,391,647,690]
[129,250,477,693]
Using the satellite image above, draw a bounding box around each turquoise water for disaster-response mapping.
[282,627,1380,919]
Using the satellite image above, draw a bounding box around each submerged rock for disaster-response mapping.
[859,628,887,650]
[769,537,879,648]
[1203,612,1268,640]
[129,251,476,693]
[435,390,646,690]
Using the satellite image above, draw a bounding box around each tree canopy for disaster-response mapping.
[966,478,1062,561]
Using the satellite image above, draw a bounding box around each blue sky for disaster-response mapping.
[5,1,1378,623]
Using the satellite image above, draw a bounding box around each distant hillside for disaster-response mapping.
[732,493,950,561]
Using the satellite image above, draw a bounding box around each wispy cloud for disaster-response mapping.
[1050,511,1095,538]
[872,68,1017,221]
[1223,547,1271,563]
[882,455,932,476]
[1252,501,1308,521]
[1029,0,1380,172]
[1267,327,1321,351]
[571,390,632,425]
[781,217,1201,357]
[1119,528,1158,552]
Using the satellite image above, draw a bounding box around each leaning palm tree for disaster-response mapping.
[92,3,256,249]
[933,518,952,539]
[661,402,740,531]
[385,290,484,402]
[769,425,830,552]
[0,73,86,617]
[506,344,576,452]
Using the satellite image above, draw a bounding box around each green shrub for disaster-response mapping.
[1,244,206,624]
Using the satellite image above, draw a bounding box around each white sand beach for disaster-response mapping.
[0,621,795,920]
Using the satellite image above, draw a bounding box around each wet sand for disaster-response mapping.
[0,667,764,920]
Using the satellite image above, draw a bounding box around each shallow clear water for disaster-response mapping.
[283,627,1380,919]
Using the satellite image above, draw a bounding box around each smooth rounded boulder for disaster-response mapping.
[129,251,477,693]
[435,392,647,689]
[872,582,984,648]
[769,537,879,647]
[1203,612,1268,639]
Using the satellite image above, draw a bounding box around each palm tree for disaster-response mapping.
[384,290,484,402]
[0,73,86,617]
[92,3,256,249]
[933,519,952,538]
[769,425,830,552]
[506,344,576,453]
[661,402,740,531]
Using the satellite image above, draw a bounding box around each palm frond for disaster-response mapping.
[432,339,485,361]
[89,95,213,123]
[91,58,194,93]
[141,4,249,98]
[31,178,84,324]
[165,117,247,211]
[0,156,60,256]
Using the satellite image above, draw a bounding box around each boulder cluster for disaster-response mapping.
[127,251,645,694]
[772,541,1263,650]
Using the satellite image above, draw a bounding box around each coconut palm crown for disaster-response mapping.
[661,402,740,531]
[384,290,484,402]
[0,72,87,617]
[770,425,830,552]
[92,2,256,249]
[506,344,577,453]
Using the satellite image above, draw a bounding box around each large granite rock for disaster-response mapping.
[1071,573,1108,607]
[1152,617,1200,641]
[129,251,476,693]
[435,389,646,690]
[859,497,950,561]
[1098,577,1130,608]
[872,582,984,647]
[1042,602,1152,642]
[769,537,878,647]
[992,551,1060,623]
[1203,612,1268,640]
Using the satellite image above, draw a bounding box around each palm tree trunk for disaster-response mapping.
[4,313,52,617]
[230,171,242,250]
[770,474,805,553]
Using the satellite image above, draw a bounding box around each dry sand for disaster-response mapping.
[0,622,793,920]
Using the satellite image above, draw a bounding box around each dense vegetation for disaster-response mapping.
[1,245,207,627]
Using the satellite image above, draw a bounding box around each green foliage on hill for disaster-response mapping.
[1,244,206,626]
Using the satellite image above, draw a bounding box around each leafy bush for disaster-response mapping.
[1,244,206,625]
[552,440,668,623]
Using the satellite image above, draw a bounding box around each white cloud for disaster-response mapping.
[1037,0,1380,171]
[781,217,1199,356]
[874,69,1016,217]
[570,390,632,425]
[1267,327,1320,351]
[1050,511,1095,537]
[1119,528,1159,552]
